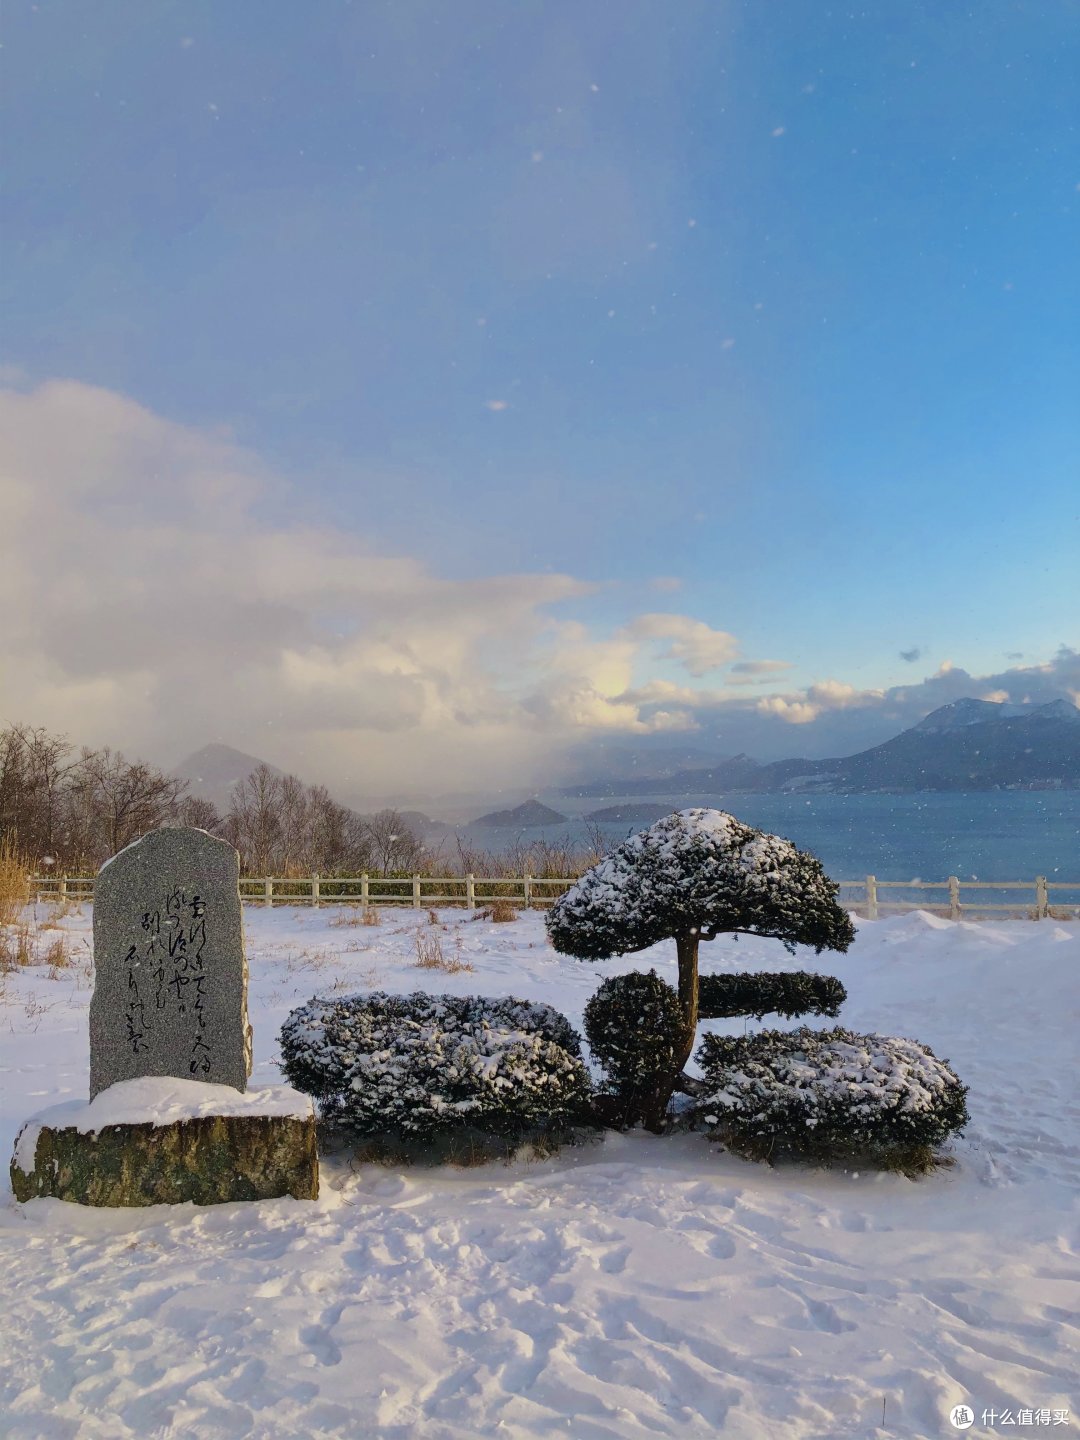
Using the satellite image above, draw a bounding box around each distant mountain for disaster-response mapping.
[813,698,1080,792]
[562,700,1080,797]
[912,697,1031,731]
[563,754,763,799]
[173,745,454,836]
[172,744,282,813]
[471,799,569,829]
[559,735,745,784]
[584,803,676,825]
[396,809,454,838]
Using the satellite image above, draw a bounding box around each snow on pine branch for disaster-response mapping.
[279,991,591,1141]
[546,808,855,961]
[696,1027,970,1155]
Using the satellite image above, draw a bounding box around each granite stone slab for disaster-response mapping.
[89,828,252,1098]
[10,1085,319,1206]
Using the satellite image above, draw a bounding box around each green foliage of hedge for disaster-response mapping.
[698,971,847,1021]
[695,1026,969,1166]
[583,971,685,1123]
[280,992,591,1144]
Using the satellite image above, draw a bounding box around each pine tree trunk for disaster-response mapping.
[675,931,700,1058]
[642,931,700,1132]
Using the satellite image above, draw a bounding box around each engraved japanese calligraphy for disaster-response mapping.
[89,829,251,1097]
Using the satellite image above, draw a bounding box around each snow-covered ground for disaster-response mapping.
[1,904,1076,1440]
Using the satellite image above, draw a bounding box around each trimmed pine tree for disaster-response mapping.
[547,808,855,1129]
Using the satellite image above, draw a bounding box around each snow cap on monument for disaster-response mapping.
[89,828,252,1099]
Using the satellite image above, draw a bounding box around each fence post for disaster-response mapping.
[865,875,878,921]
[360,873,369,907]
[466,873,476,910]
[1035,876,1048,920]
[412,874,421,909]
[264,877,273,908]
[948,875,961,920]
[523,873,532,910]
[59,875,68,905]
[311,874,320,908]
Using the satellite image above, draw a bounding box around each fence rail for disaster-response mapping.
[28,873,1080,920]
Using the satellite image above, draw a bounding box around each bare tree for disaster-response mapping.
[278,773,311,875]
[224,765,284,875]
[340,808,376,874]
[307,788,373,874]
[69,747,187,859]
[174,795,223,833]
[362,809,424,877]
[2,722,416,878]
[0,723,79,864]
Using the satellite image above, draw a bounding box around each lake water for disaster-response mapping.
[463,791,1080,885]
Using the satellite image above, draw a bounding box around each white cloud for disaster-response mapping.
[756,697,820,725]
[756,679,886,725]
[624,613,739,676]
[0,381,597,792]
[8,380,1071,793]
[0,380,734,794]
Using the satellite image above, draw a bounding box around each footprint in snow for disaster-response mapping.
[299,1323,342,1366]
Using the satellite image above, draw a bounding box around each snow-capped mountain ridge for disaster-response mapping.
[565,697,1080,797]
[914,697,1077,732]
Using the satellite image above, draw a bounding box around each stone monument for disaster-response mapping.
[89,827,252,1097]
[11,828,319,1206]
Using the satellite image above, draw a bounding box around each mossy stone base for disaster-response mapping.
[11,1111,319,1206]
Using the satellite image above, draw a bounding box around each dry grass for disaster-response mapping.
[328,911,363,928]
[43,933,73,978]
[0,918,74,973]
[472,900,519,923]
[0,922,33,970]
[329,906,382,928]
[0,837,31,928]
[41,934,71,969]
[413,929,474,974]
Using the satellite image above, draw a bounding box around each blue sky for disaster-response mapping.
[2,2,1078,796]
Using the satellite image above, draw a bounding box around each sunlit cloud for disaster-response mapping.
[0,380,600,791]
[756,697,819,725]
[756,680,886,725]
[623,614,739,676]
[4,380,1076,796]
[0,380,735,792]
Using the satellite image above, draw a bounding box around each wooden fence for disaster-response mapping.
[28,873,1080,919]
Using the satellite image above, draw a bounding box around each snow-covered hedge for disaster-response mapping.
[695,1027,969,1162]
[698,971,846,1021]
[583,971,684,1121]
[547,808,856,960]
[279,992,592,1142]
